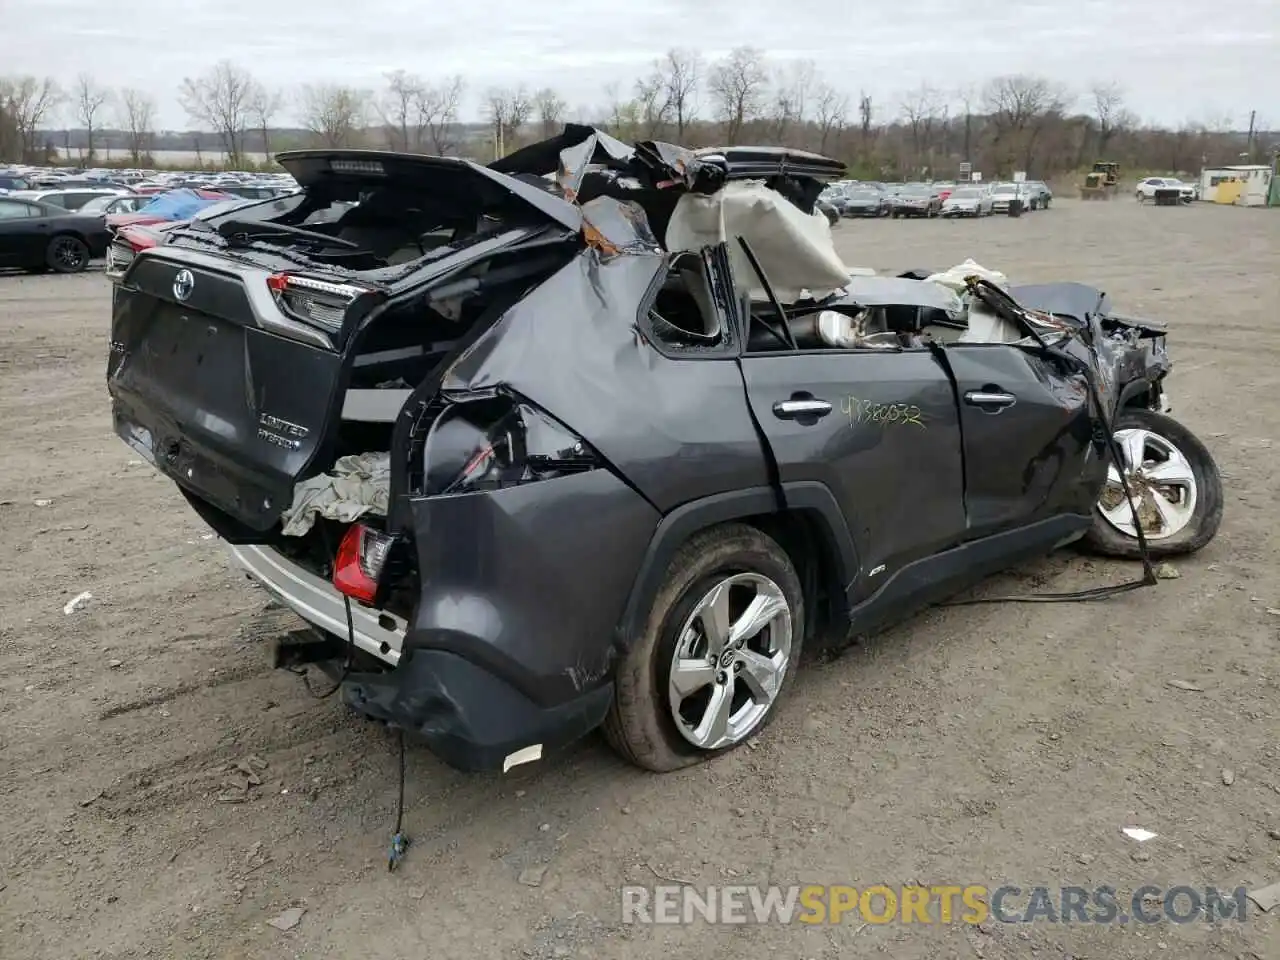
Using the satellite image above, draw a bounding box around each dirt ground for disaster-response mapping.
[1,199,1278,960]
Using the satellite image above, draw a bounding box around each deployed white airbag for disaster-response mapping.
[280,452,391,537]
[665,181,851,302]
[924,259,1023,344]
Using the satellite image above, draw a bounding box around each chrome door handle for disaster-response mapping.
[773,398,832,419]
[964,390,1017,409]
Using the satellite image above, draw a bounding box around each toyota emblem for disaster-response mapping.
[172,269,195,302]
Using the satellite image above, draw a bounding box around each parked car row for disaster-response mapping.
[820,179,1054,220]
[0,162,299,276]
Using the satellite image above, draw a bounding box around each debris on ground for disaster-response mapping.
[518,865,548,887]
[1167,679,1204,692]
[78,791,103,808]
[265,907,305,931]
[33,498,52,507]
[1155,563,1181,580]
[218,756,269,803]
[1223,769,1236,786]
[107,659,123,669]
[1122,827,1158,842]
[63,591,93,615]
[1247,882,1280,913]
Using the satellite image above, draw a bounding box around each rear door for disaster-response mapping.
[738,337,967,605]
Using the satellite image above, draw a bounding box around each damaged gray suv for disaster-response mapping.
[108,125,1222,774]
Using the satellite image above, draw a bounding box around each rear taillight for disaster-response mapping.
[332,523,395,604]
[267,273,369,333]
[422,394,598,496]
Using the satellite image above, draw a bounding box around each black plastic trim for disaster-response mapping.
[616,481,859,646]
[341,648,614,772]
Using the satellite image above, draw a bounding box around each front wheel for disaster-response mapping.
[604,523,804,772]
[1082,408,1223,559]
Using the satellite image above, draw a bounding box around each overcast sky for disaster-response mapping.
[6,0,1277,130]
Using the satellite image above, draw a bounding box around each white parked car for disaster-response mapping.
[940,186,994,218]
[8,186,133,211]
[1135,177,1196,201]
[988,182,1030,213]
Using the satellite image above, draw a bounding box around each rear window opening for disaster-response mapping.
[177,162,562,276]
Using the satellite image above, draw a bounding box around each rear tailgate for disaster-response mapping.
[108,249,347,532]
[107,149,580,536]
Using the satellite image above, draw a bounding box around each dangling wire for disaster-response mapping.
[388,726,410,871]
[292,524,358,698]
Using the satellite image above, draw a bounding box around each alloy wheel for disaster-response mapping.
[1098,428,1198,540]
[52,238,87,271]
[667,573,793,750]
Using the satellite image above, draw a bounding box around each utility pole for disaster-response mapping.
[1246,109,1256,160]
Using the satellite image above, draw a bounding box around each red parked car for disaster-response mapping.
[105,188,232,233]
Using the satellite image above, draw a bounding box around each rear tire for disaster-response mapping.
[1081,408,1223,559]
[47,235,89,274]
[603,523,805,772]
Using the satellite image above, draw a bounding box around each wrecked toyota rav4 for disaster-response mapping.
[107,125,1223,774]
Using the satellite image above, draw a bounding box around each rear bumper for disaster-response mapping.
[343,651,614,772]
[228,543,407,663]
[229,542,615,772]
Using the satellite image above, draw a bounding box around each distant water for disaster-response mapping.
[51,148,274,168]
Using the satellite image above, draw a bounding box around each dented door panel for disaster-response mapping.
[945,344,1100,537]
[739,350,967,599]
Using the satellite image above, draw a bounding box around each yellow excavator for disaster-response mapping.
[1080,161,1120,199]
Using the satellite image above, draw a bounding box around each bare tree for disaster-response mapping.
[179,61,255,165]
[418,76,466,155]
[813,81,848,154]
[300,84,369,148]
[657,48,701,138]
[73,73,111,160]
[601,83,642,141]
[379,70,424,151]
[769,60,815,145]
[2,76,61,162]
[486,86,533,157]
[955,84,978,162]
[1090,81,1134,157]
[632,71,670,138]
[707,46,769,144]
[117,88,156,163]
[534,86,567,139]
[858,92,874,141]
[982,74,1066,172]
[900,84,944,170]
[248,84,284,158]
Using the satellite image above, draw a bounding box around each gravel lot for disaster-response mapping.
[1,199,1278,960]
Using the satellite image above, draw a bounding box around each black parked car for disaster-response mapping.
[0,196,110,273]
[107,126,1222,775]
[839,185,889,217]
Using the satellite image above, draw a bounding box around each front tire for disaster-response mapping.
[603,523,805,772]
[1082,408,1223,559]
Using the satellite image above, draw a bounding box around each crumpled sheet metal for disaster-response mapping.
[579,196,663,260]
[665,180,851,302]
[280,452,390,536]
[441,252,773,512]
